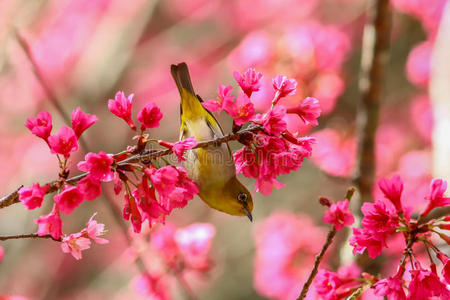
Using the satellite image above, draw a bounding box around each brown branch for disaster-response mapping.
[0,233,61,242]
[354,0,392,211]
[0,125,262,209]
[297,187,356,300]
[14,30,90,152]
[353,0,391,274]
[297,227,337,300]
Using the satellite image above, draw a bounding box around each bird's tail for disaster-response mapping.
[171,62,195,96]
[171,62,205,122]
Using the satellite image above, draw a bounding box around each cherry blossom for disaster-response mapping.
[25,110,53,141]
[71,107,98,138]
[108,91,136,130]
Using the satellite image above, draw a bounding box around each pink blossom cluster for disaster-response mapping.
[133,223,216,299]
[204,68,321,195]
[107,92,198,234]
[20,107,100,240]
[18,93,200,258]
[313,176,450,299]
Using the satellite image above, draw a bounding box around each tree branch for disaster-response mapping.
[355,0,392,212]
[0,233,61,242]
[353,0,391,273]
[0,124,262,209]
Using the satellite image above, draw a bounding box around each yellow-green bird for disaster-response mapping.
[171,62,253,221]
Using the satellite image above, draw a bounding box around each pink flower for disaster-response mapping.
[351,201,399,257]
[34,205,62,240]
[272,75,297,104]
[83,213,108,244]
[132,273,170,300]
[61,233,91,260]
[149,166,179,197]
[54,186,84,214]
[322,199,354,230]
[373,275,406,300]
[25,110,53,141]
[159,137,198,162]
[349,228,384,259]
[233,68,263,97]
[172,137,198,162]
[253,105,287,135]
[134,175,169,227]
[234,147,259,179]
[77,151,114,182]
[254,212,327,300]
[18,183,49,209]
[223,93,255,126]
[378,175,404,213]
[71,107,98,138]
[78,176,101,201]
[234,133,313,195]
[422,178,450,217]
[108,91,136,130]
[286,97,321,126]
[314,270,341,300]
[47,126,79,158]
[408,269,450,300]
[174,223,216,270]
[149,166,198,211]
[0,245,4,262]
[202,85,234,113]
[137,102,163,130]
[361,201,398,240]
[315,265,362,299]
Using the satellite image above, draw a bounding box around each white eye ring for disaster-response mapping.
[238,193,248,203]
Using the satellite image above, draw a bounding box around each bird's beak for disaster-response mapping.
[243,206,253,222]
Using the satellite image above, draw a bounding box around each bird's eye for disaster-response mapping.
[237,192,248,203]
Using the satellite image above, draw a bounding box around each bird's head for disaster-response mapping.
[199,177,253,221]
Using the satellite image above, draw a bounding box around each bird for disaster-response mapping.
[170,62,253,221]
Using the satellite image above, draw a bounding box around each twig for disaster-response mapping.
[354,0,391,211]
[297,228,337,300]
[346,286,365,300]
[14,30,90,152]
[0,185,22,208]
[0,233,61,242]
[0,125,262,210]
[297,187,356,300]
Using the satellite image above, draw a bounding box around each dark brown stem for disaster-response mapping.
[354,0,391,212]
[14,30,90,152]
[0,233,61,242]
[297,187,356,300]
[0,125,262,210]
[354,0,391,273]
[297,228,337,300]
